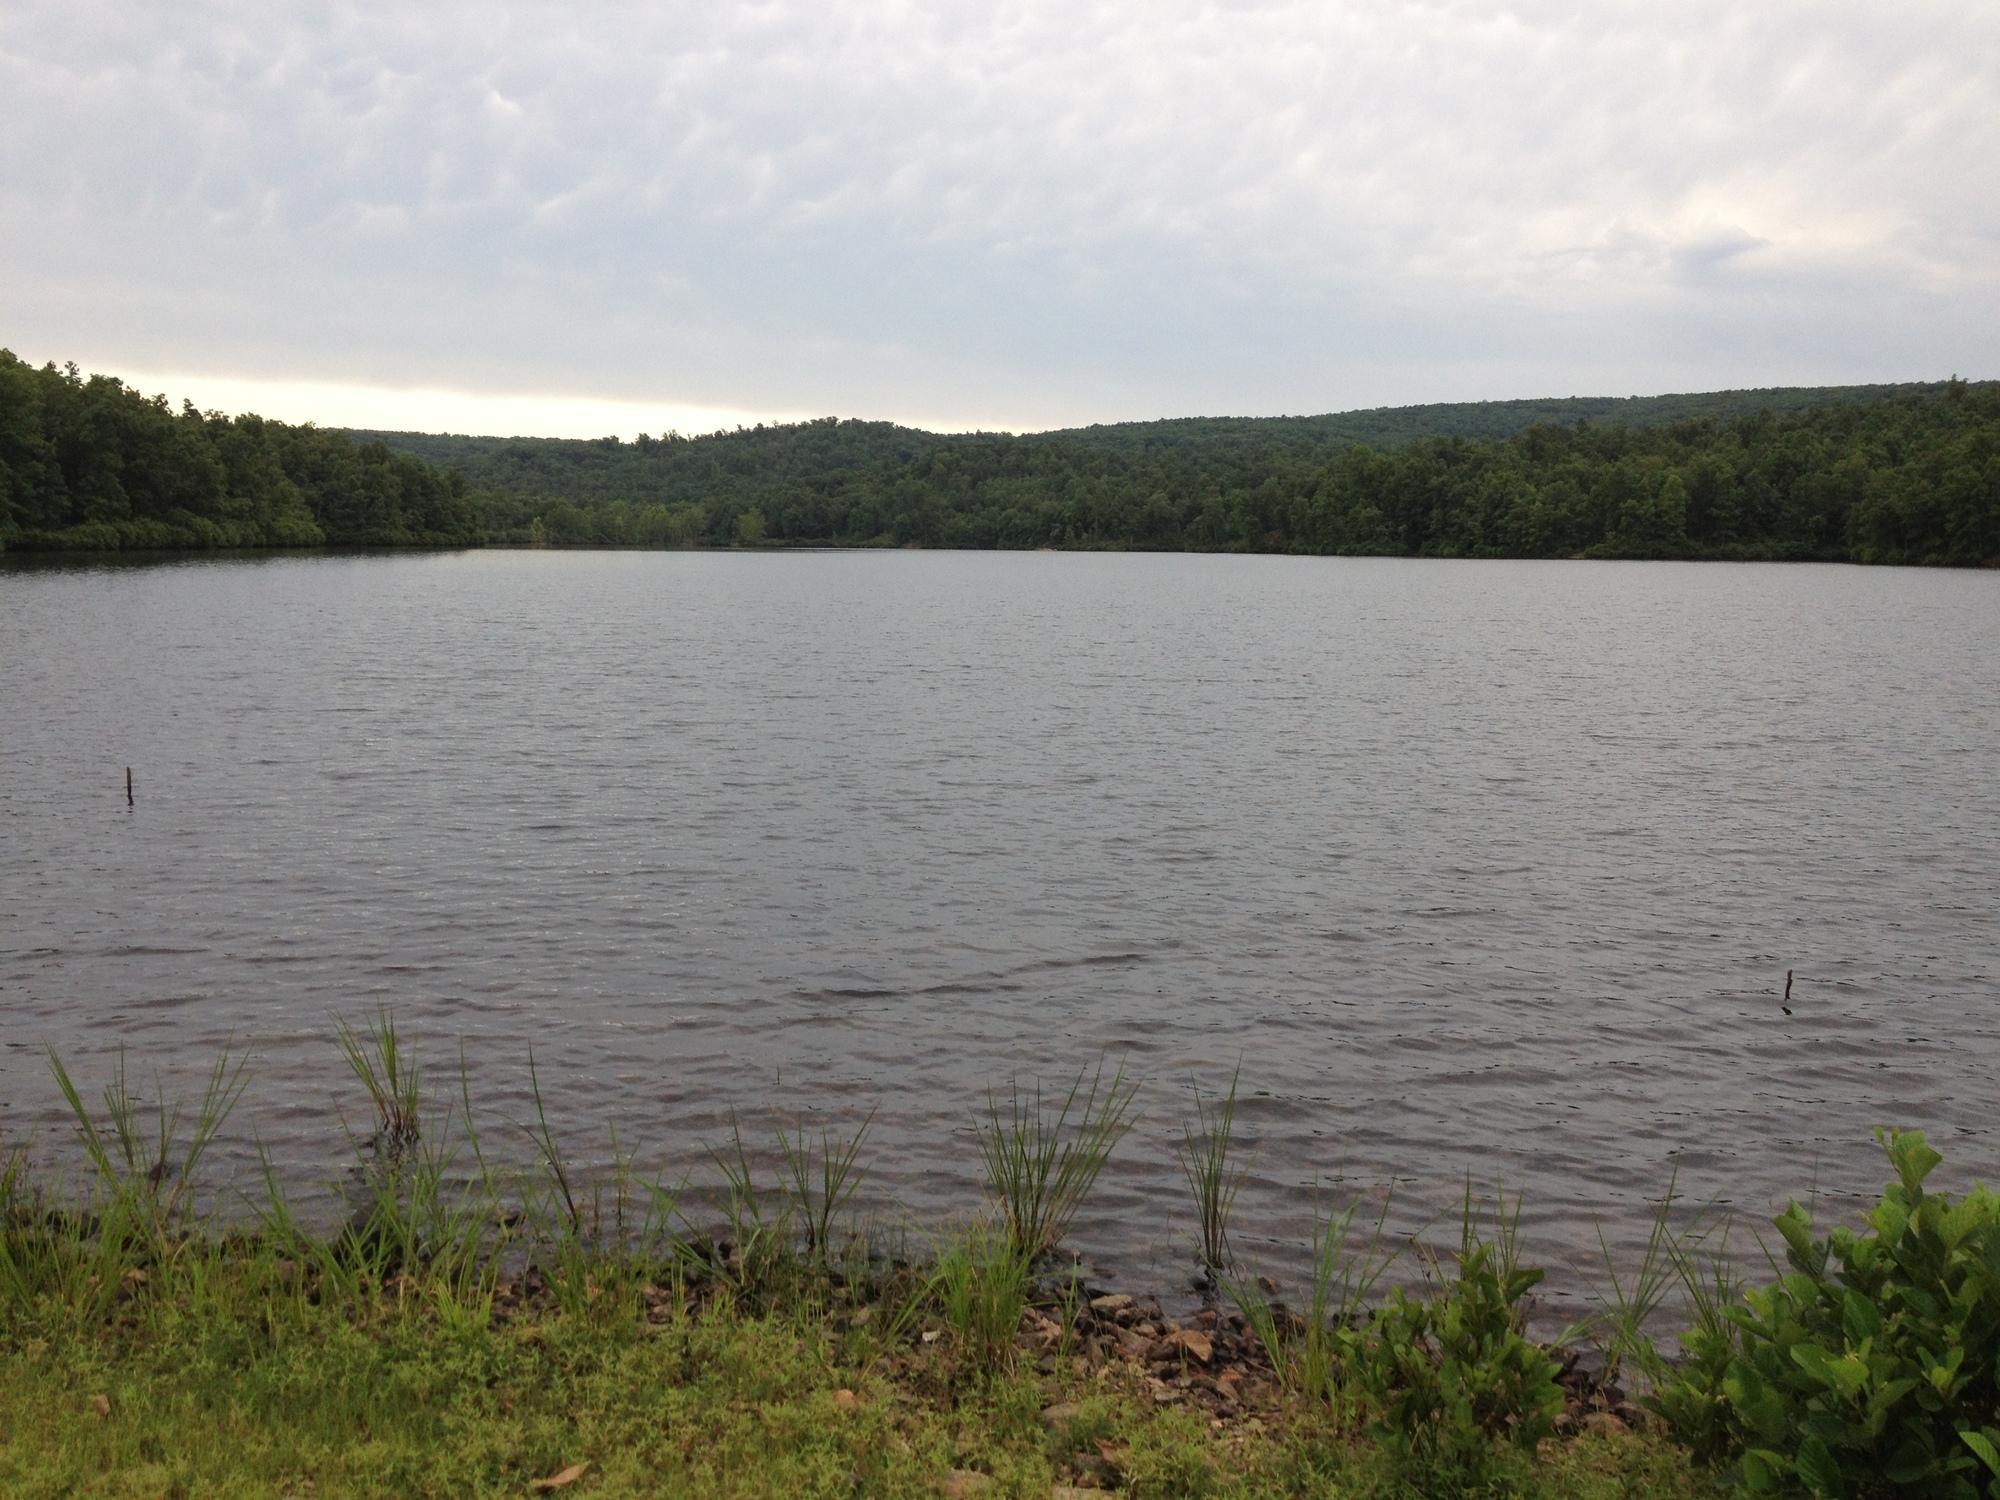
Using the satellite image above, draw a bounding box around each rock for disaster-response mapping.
[1040,1402,1081,1431]
[1088,1293,1134,1317]
[1024,1309,1063,1345]
[942,1470,994,1498]
[832,1389,860,1412]
[1169,1329,1214,1362]
[1070,1451,1115,1486]
[1257,1275,1281,1295]
[1581,1411,1629,1438]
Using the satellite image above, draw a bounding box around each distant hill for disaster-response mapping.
[325,379,1997,566]
[5,350,1992,565]
[1024,382,1960,447]
[348,382,1954,508]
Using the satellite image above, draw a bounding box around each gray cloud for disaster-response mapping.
[2,0,1994,429]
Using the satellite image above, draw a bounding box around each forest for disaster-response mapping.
[3,348,1995,566]
[0,352,481,550]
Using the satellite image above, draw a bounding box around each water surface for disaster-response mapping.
[2,550,1995,1314]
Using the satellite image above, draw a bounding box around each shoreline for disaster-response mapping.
[6,1026,1997,1495]
[10,538,1991,567]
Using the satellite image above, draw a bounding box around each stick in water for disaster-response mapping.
[125,766,133,807]
[1782,969,1793,1015]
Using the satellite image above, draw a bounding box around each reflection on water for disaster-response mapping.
[2,549,1996,1316]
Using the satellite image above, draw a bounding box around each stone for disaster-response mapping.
[1581,1411,1629,1438]
[1169,1328,1214,1362]
[1024,1309,1063,1344]
[1039,1402,1081,1431]
[1088,1293,1134,1316]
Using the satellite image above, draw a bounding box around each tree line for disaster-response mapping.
[3,348,1994,565]
[0,351,480,550]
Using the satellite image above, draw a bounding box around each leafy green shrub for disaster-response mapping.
[1652,1129,2000,1498]
[1228,1190,1561,1493]
[1357,1200,1565,1490]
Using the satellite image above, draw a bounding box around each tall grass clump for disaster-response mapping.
[48,1045,249,1230]
[775,1108,874,1263]
[694,1113,797,1299]
[1175,1062,1247,1274]
[976,1061,1138,1261]
[0,1141,22,1217]
[314,1026,510,1324]
[1224,1189,1397,1411]
[928,1219,1033,1372]
[1585,1167,1738,1401]
[334,1010,422,1153]
[522,1048,581,1233]
[1588,1170,1684,1392]
[2,1047,247,1326]
[1641,1214,1743,1463]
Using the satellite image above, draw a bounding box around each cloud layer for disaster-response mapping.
[3,0,1995,431]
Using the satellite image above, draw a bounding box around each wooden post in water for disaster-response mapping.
[125,766,133,807]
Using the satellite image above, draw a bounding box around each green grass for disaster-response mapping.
[0,1271,1722,1499]
[927,1218,1033,1372]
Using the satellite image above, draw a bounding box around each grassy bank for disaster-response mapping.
[2,1020,1996,1497]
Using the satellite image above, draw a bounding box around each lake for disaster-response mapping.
[2,549,1995,1316]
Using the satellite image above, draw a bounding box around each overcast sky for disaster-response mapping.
[3,1,1995,437]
